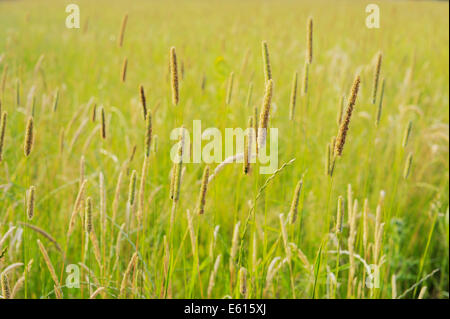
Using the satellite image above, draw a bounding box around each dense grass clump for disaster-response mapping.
[0,0,448,299]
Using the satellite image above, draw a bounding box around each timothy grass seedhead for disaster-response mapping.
[334,75,360,157]
[24,116,34,157]
[27,186,35,220]
[196,166,210,215]
[261,41,272,83]
[170,47,179,105]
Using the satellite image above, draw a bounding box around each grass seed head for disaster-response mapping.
[1,272,10,299]
[245,82,253,108]
[262,41,272,83]
[118,13,128,48]
[121,57,128,82]
[289,71,298,120]
[225,72,234,105]
[404,152,413,179]
[239,267,247,296]
[258,79,273,148]
[85,197,93,233]
[24,116,34,157]
[139,84,147,119]
[306,16,313,64]
[101,107,106,140]
[402,120,413,149]
[371,51,383,104]
[170,46,179,105]
[376,78,385,127]
[128,170,137,206]
[196,166,210,215]
[145,112,152,158]
[26,186,36,220]
[334,74,360,157]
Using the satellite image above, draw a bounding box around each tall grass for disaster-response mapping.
[0,0,448,300]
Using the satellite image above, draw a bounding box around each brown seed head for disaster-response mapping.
[334,75,361,157]
[170,47,179,105]
[27,186,36,220]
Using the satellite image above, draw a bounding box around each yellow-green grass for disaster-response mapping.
[0,0,448,299]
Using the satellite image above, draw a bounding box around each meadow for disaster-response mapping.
[0,0,448,299]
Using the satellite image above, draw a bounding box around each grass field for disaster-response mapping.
[0,0,448,299]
